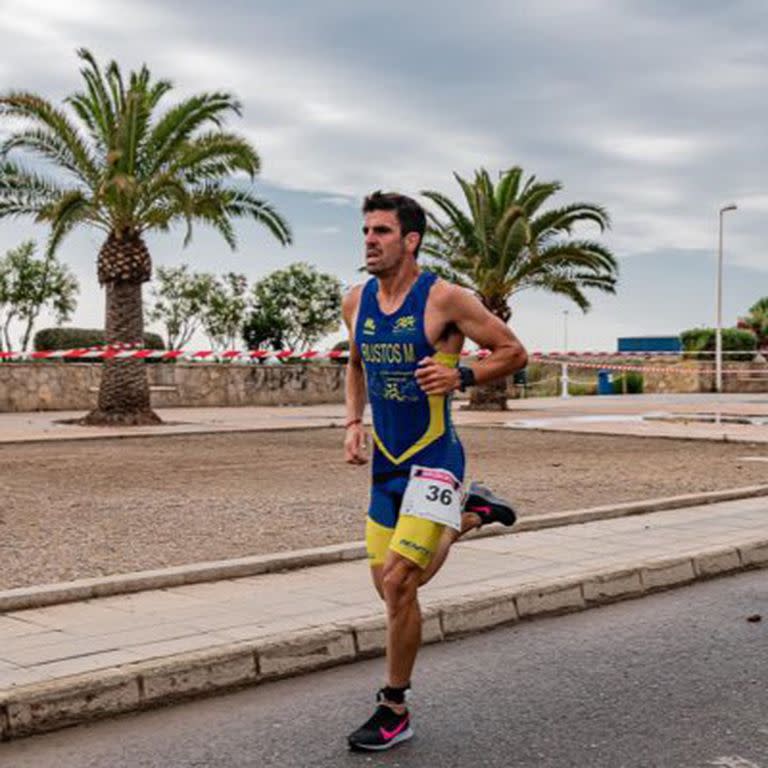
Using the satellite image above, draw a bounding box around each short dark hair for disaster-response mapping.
[362,191,426,257]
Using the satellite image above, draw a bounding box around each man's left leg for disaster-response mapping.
[382,552,424,688]
[348,516,441,752]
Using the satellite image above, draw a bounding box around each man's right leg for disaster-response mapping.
[419,483,518,587]
[418,511,480,586]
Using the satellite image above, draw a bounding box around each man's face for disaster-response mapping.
[363,210,417,275]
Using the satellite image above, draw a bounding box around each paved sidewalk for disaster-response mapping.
[1,496,766,739]
[2,393,768,444]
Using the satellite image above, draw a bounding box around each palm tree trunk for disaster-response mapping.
[466,376,509,410]
[82,280,161,425]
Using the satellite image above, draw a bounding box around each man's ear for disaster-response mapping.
[404,231,421,256]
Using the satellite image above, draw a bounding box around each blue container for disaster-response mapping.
[617,336,681,354]
[597,369,613,395]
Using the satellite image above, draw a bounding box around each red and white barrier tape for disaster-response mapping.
[0,346,494,361]
[539,358,767,375]
[0,347,763,375]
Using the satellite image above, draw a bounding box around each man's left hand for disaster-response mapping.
[415,357,461,395]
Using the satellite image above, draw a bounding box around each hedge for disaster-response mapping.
[34,328,165,351]
[679,327,756,362]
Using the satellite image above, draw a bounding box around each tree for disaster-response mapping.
[248,262,342,351]
[0,49,291,424]
[242,303,288,351]
[0,240,78,352]
[201,272,249,349]
[147,264,215,349]
[738,297,768,349]
[421,167,617,409]
[680,327,756,362]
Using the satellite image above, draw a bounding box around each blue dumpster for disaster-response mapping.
[597,369,613,395]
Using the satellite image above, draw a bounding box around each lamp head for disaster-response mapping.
[720,204,737,213]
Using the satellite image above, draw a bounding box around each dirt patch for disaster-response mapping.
[1,427,767,590]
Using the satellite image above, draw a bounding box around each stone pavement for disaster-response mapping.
[2,393,768,444]
[1,496,766,739]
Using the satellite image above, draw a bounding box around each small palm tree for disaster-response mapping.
[738,297,768,349]
[422,167,617,409]
[0,49,291,425]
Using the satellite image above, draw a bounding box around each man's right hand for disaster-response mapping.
[344,423,369,465]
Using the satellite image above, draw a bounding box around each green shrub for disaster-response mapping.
[612,372,644,394]
[680,327,756,362]
[568,380,598,396]
[34,327,165,351]
[329,338,349,365]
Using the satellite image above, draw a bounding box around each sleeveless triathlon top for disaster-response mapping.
[354,271,465,480]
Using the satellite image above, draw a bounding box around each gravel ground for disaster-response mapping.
[2,427,767,590]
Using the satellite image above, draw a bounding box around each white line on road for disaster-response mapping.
[709,757,764,767]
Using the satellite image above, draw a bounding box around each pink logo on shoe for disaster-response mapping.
[470,505,492,516]
[380,717,409,741]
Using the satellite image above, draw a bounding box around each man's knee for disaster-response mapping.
[382,559,420,611]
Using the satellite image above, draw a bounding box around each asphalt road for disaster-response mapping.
[2,571,766,768]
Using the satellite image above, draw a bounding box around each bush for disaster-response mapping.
[568,380,598,396]
[680,327,756,362]
[34,327,165,351]
[328,339,349,365]
[612,372,644,394]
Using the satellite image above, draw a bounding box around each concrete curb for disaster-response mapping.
[1,537,765,741]
[0,423,340,448]
[3,483,768,613]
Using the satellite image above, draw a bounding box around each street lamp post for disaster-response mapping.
[560,310,570,399]
[716,204,737,393]
[563,309,569,354]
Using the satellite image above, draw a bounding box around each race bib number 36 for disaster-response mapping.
[401,465,462,531]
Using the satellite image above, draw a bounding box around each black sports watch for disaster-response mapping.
[457,366,476,392]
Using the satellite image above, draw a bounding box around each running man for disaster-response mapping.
[343,191,528,751]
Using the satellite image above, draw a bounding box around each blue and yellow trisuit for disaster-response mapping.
[354,271,465,569]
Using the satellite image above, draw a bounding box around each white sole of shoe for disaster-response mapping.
[350,727,414,751]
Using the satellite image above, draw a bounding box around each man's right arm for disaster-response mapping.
[342,286,368,465]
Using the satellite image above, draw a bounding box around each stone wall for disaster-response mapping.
[642,361,768,394]
[640,362,704,394]
[0,362,346,412]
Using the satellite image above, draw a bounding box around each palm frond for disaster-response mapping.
[145,92,242,175]
[530,202,611,239]
[0,160,67,219]
[220,189,292,245]
[75,48,117,144]
[0,91,98,183]
[171,132,261,182]
[43,190,101,255]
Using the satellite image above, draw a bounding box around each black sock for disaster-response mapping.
[379,684,410,705]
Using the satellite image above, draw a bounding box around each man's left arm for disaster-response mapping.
[415,285,528,395]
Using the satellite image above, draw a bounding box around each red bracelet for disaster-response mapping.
[345,418,362,429]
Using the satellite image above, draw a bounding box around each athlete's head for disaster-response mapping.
[362,192,426,275]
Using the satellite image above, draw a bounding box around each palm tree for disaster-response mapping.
[0,49,291,425]
[421,167,617,409]
[738,297,768,350]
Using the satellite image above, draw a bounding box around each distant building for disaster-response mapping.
[617,336,681,353]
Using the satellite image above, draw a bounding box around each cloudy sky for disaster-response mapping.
[1,0,767,352]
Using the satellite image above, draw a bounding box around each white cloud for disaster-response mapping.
[592,132,711,165]
[736,194,768,213]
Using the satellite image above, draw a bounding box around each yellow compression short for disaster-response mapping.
[366,514,444,570]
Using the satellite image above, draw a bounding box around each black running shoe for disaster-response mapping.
[348,701,413,752]
[463,481,517,527]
